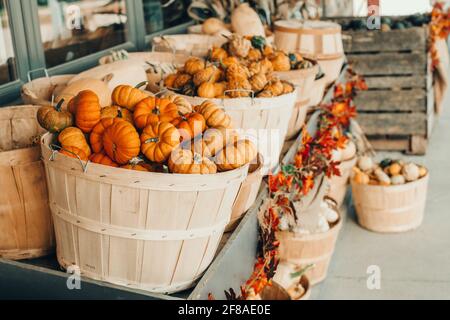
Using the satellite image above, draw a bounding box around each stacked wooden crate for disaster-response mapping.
[342,26,433,154]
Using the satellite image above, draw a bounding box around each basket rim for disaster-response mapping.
[273,57,320,77]
[351,172,429,191]
[178,90,298,110]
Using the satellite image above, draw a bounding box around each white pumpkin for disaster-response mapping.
[56,78,111,109]
[402,163,420,182]
[391,175,406,185]
[69,60,147,91]
[357,155,374,172]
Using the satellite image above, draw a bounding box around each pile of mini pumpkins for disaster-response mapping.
[37,84,257,174]
[163,34,310,99]
[352,156,428,186]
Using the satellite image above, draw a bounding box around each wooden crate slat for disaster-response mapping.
[343,27,427,53]
[347,52,427,76]
[363,75,427,89]
[357,113,427,135]
[355,89,426,112]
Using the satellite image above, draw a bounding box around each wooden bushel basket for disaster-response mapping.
[40,133,248,293]
[351,174,429,233]
[274,58,319,103]
[0,106,54,260]
[328,156,357,207]
[277,202,342,285]
[21,75,74,106]
[314,54,345,86]
[181,91,297,172]
[226,154,264,232]
[274,20,344,59]
[152,34,227,58]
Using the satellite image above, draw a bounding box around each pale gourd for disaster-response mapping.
[56,78,112,109]
[69,60,147,91]
[341,140,356,161]
[231,3,265,37]
[418,166,428,178]
[357,156,374,172]
[374,168,391,186]
[202,18,228,35]
[402,163,420,182]
[391,175,406,185]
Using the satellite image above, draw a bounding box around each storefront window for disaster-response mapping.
[143,0,191,34]
[37,0,127,68]
[0,0,17,86]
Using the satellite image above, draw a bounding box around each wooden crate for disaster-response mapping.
[342,25,434,155]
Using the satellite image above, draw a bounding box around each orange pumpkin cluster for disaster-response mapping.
[41,84,257,174]
[164,34,297,99]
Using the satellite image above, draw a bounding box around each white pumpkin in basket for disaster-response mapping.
[55,78,111,109]
[69,60,147,91]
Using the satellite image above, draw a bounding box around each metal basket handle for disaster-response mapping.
[49,144,90,173]
[27,68,49,83]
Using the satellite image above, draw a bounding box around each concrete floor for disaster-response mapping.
[312,79,450,300]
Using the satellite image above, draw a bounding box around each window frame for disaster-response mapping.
[0,0,193,105]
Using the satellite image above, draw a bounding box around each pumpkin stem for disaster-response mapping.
[117,107,123,118]
[152,107,160,115]
[145,137,159,144]
[135,81,148,90]
[55,99,65,112]
[193,152,202,164]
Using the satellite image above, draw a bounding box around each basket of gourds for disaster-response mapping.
[162,34,298,171]
[37,82,260,293]
[351,157,429,233]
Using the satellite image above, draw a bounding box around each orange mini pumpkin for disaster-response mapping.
[171,112,206,142]
[74,90,101,133]
[111,83,150,112]
[58,126,91,157]
[133,96,179,130]
[100,106,134,124]
[210,47,228,62]
[89,117,116,153]
[195,101,232,128]
[215,139,257,172]
[169,149,217,174]
[59,146,89,161]
[103,120,141,165]
[140,122,181,163]
[89,152,119,167]
[184,57,205,75]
